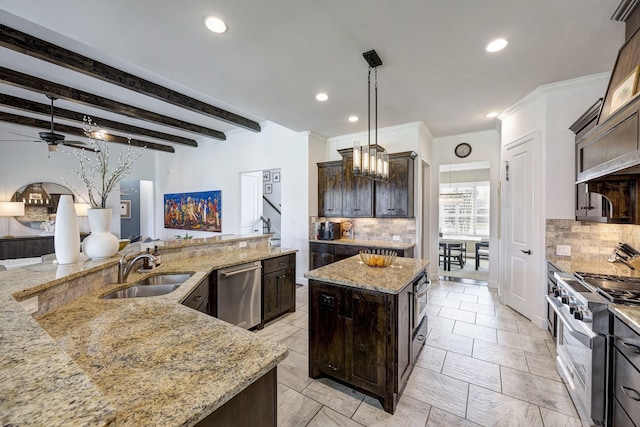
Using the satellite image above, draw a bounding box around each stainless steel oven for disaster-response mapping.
[413,274,429,331]
[546,273,609,426]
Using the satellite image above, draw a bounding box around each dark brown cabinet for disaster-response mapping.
[0,235,55,259]
[318,161,344,217]
[612,315,640,425]
[182,276,211,315]
[309,277,423,414]
[309,241,414,270]
[262,254,296,323]
[342,153,374,217]
[375,152,416,218]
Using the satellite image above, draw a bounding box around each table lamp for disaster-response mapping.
[0,201,25,238]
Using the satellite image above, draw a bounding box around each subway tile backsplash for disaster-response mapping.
[310,217,416,245]
[546,219,640,260]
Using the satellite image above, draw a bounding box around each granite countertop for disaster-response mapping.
[610,304,640,335]
[305,254,430,294]
[309,238,415,250]
[1,245,296,426]
[547,256,640,279]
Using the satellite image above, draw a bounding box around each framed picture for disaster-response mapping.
[163,190,222,232]
[265,183,273,194]
[263,171,271,181]
[272,171,281,183]
[609,65,640,116]
[120,200,131,219]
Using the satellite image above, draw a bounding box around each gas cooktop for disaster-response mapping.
[574,272,640,304]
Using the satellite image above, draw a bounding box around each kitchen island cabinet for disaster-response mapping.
[309,239,415,270]
[610,306,640,426]
[305,255,429,414]
[262,253,296,323]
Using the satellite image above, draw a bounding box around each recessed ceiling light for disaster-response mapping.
[485,112,499,118]
[348,116,359,122]
[486,38,508,52]
[204,16,227,33]
[316,93,328,102]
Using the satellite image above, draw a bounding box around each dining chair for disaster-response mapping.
[449,242,466,269]
[475,241,489,270]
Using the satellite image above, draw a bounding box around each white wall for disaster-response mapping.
[155,121,311,284]
[0,121,157,237]
[431,130,501,286]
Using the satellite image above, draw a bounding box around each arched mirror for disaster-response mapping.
[11,182,75,230]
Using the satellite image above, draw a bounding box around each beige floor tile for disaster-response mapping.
[439,307,477,323]
[500,367,579,418]
[352,395,430,427]
[446,291,479,303]
[525,352,561,382]
[442,352,502,392]
[466,384,543,427]
[414,344,447,373]
[453,321,497,344]
[495,306,529,322]
[426,328,474,356]
[297,303,309,312]
[403,366,469,418]
[429,289,450,297]
[459,301,496,315]
[462,285,494,296]
[291,313,308,329]
[277,383,322,427]
[278,310,307,325]
[428,295,461,309]
[254,320,299,343]
[477,295,499,306]
[539,407,584,427]
[278,349,313,392]
[428,315,456,333]
[475,313,518,333]
[426,407,480,426]
[307,406,364,427]
[427,304,442,316]
[472,340,529,371]
[301,377,365,418]
[497,330,551,356]
[547,340,558,358]
[516,320,552,340]
[280,327,308,355]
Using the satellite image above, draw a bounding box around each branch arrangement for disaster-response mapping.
[63,117,144,208]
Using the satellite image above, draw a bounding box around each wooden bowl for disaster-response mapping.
[118,239,130,251]
[359,249,397,267]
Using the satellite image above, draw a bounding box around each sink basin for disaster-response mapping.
[102,273,194,299]
[103,284,181,299]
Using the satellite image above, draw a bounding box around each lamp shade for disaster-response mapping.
[74,203,91,217]
[0,201,25,217]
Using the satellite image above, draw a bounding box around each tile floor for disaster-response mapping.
[255,279,586,427]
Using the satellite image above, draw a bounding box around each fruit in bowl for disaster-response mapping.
[359,249,397,267]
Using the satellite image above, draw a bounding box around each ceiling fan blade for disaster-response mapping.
[62,140,87,146]
[8,131,36,139]
[63,142,100,152]
[0,139,40,142]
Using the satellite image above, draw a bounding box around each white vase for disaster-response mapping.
[54,195,80,264]
[82,208,119,260]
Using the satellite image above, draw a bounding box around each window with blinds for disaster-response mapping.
[439,181,489,237]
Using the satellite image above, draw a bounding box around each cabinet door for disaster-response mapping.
[311,252,334,269]
[182,277,210,315]
[375,154,415,218]
[318,162,344,217]
[280,267,296,314]
[310,282,346,378]
[263,271,281,321]
[343,155,374,217]
[347,289,388,395]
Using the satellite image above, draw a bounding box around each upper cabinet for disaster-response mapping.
[318,161,344,217]
[317,150,416,219]
[375,152,416,218]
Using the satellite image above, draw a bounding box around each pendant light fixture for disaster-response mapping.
[353,50,389,182]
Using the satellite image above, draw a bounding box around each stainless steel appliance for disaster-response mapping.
[413,274,429,330]
[317,221,341,240]
[217,261,262,329]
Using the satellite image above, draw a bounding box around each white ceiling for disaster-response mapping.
[0,0,626,145]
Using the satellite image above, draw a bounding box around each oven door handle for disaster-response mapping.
[545,295,597,347]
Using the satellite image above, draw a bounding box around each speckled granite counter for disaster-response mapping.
[309,238,414,251]
[547,256,640,278]
[304,254,429,294]
[610,304,640,335]
[1,243,295,426]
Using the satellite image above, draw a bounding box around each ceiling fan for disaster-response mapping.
[1,95,97,152]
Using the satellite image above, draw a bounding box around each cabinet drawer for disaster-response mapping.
[310,242,334,254]
[614,317,640,370]
[334,245,367,256]
[263,254,296,274]
[614,348,640,424]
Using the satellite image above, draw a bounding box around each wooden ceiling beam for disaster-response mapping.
[0,24,261,133]
[0,111,175,153]
[0,93,198,147]
[0,66,226,140]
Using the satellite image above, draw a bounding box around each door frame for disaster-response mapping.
[239,171,264,235]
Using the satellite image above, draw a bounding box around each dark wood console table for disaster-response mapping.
[0,235,55,259]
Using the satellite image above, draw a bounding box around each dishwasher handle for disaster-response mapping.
[221,264,262,278]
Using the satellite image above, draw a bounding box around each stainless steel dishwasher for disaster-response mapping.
[216,261,262,329]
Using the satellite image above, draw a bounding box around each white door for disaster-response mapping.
[240,171,263,234]
[502,133,539,320]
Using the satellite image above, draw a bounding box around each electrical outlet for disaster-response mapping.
[238,241,248,248]
[19,296,38,314]
[556,245,572,256]
[392,235,400,241]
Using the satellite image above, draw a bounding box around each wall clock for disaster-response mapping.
[454,143,472,158]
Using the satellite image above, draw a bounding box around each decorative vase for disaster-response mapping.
[82,208,119,260]
[54,195,80,264]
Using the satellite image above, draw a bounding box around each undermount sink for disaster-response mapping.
[102,273,194,299]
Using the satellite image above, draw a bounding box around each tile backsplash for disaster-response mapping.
[546,219,640,260]
[310,217,416,245]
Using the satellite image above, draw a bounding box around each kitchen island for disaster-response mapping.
[1,235,293,426]
[305,254,430,414]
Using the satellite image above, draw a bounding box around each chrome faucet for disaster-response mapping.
[118,251,157,283]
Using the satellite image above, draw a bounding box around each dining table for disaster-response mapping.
[439,239,463,271]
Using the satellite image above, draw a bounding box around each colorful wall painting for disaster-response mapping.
[164,190,222,232]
